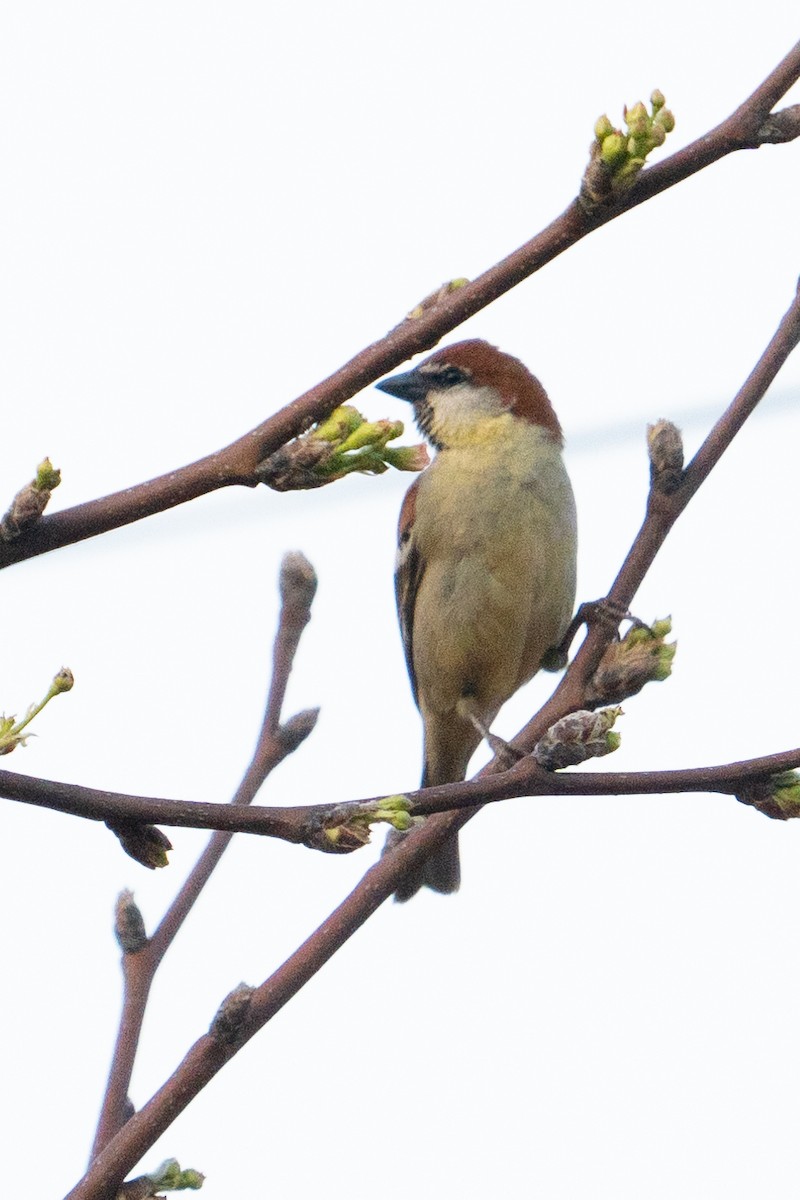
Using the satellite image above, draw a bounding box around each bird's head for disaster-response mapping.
[375,339,562,451]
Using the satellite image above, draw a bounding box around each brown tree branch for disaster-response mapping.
[58,42,800,1199]
[60,739,800,1200]
[518,274,800,750]
[52,278,800,856]
[65,272,800,1198]
[3,42,799,572]
[5,744,800,841]
[88,554,317,1162]
[0,766,324,841]
[395,275,800,873]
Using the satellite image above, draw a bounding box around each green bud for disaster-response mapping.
[600,133,627,166]
[382,442,430,472]
[533,707,623,771]
[772,772,800,817]
[625,101,648,128]
[738,771,800,821]
[307,795,417,853]
[617,156,646,181]
[320,447,389,479]
[0,666,77,753]
[594,114,615,141]
[0,715,27,755]
[179,1170,205,1190]
[34,457,61,492]
[582,91,676,212]
[336,418,403,455]
[107,819,172,869]
[372,794,414,831]
[378,794,411,814]
[50,667,75,695]
[625,624,650,647]
[586,618,676,705]
[147,1158,205,1192]
[0,457,60,539]
[313,406,364,444]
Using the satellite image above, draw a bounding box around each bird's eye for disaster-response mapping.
[431,365,468,388]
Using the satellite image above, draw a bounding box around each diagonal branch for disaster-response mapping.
[66,274,800,1200]
[3,42,799,572]
[88,554,317,1162]
[4,278,800,844]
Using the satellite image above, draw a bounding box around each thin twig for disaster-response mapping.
[3,43,799,571]
[396,277,800,862]
[88,555,317,1162]
[5,743,800,840]
[55,41,800,1198]
[66,276,800,1200]
[515,276,800,752]
[6,278,800,856]
[61,743,800,1200]
[0,767,325,840]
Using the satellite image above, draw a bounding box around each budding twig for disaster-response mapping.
[63,42,800,1200]
[4,43,799,571]
[88,554,319,1165]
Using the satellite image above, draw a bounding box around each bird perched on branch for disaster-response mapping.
[376,339,577,900]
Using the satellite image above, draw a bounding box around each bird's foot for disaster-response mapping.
[548,597,639,666]
[456,697,524,770]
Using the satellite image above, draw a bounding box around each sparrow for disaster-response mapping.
[376,339,577,900]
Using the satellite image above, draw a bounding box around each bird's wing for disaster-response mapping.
[395,477,425,707]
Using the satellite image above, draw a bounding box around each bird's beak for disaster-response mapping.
[375,367,428,405]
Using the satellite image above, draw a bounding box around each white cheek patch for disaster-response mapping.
[429,383,505,443]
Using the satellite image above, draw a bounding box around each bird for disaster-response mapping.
[376,339,577,900]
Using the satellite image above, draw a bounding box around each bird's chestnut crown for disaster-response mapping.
[376,339,562,449]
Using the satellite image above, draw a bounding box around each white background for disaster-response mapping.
[2,5,800,1198]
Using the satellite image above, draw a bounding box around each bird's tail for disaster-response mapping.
[387,746,468,902]
[391,828,461,903]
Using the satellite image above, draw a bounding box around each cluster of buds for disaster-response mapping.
[0,667,74,755]
[581,91,676,211]
[737,770,800,821]
[1,457,61,541]
[118,1158,205,1198]
[586,618,676,707]
[306,794,415,854]
[258,406,428,492]
[534,707,622,771]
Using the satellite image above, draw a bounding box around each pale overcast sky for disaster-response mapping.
[2,5,800,1199]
